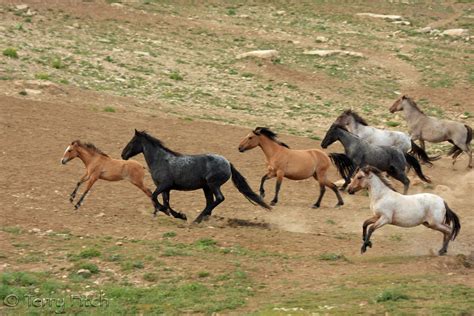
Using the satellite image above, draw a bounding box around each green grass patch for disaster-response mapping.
[318,253,347,261]
[78,248,101,259]
[169,71,183,81]
[3,47,18,58]
[385,121,400,127]
[103,106,116,113]
[375,289,409,302]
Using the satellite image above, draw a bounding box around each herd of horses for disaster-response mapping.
[61,96,471,255]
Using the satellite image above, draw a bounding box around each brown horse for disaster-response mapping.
[61,140,162,213]
[390,95,472,168]
[238,127,349,208]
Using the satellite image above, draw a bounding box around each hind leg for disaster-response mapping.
[194,184,224,223]
[260,173,275,198]
[388,167,410,194]
[423,222,453,255]
[362,215,379,247]
[312,180,326,208]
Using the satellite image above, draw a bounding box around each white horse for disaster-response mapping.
[348,166,461,255]
[334,110,439,165]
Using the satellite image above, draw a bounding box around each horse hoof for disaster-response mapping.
[367,241,372,248]
[438,249,447,256]
[270,201,277,206]
[74,205,80,210]
[179,214,187,221]
[312,204,320,209]
[260,192,265,198]
[335,203,343,208]
[361,246,367,254]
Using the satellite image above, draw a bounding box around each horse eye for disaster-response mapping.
[68,150,72,152]
[357,176,363,179]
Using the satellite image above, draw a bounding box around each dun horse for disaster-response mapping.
[348,166,461,255]
[390,95,472,168]
[238,127,353,208]
[61,140,159,213]
[121,130,270,223]
[321,124,431,194]
[334,109,439,165]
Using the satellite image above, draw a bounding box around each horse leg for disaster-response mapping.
[419,139,426,151]
[162,191,187,220]
[388,167,410,194]
[362,215,379,245]
[312,180,326,209]
[74,175,98,210]
[270,170,284,206]
[340,167,356,191]
[361,216,389,254]
[424,222,453,255]
[151,185,170,216]
[259,174,273,198]
[194,184,224,223]
[70,173,89,203]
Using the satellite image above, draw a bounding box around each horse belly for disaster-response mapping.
[284,159,316,180]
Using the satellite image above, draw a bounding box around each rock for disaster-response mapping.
[45,229,54,234]
[238,14,249,19]
[30,228,41,233]
[110,3,123,7]
[392,21,410,26]
[442,29,468,37]
[356,13,403,21]
[134,51,150,56]
[275,10,286,16]
[236,49,279,60]
[315,36,328,43]
[95,212,105,218]
[77,269,92,277]
[418,26,432,33]
[303,49,363,57]
[15,4,28,11]
[460,114,469,119]
[115,241,123,246]
[24,89,42,95]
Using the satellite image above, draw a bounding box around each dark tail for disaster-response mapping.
[329,153,356,182]
[230,164,271,210]
[404,153,431,183]
[447,125,472,158]
[409,140,440,166]
[444,202,461,241]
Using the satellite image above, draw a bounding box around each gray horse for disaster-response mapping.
[321,124,431,194]
[121,130,270,223]
[390,95,472,168]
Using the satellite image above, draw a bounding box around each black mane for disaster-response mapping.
[343,109,368,126]
[138,131,182,156]
[73,140,108,157]
[253,127,290,148]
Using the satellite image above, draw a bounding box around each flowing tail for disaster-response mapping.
[230,163,271,210]
[329,153,356,182]
[404,153,431,183]
[447,125,472,159]
[409,140,440,166]
[444,202,461,241]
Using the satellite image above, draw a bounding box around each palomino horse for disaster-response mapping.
[61,140,164,214]
[321,124,431,194]
[390,95,472,168]
[121,130,270,223]
[348,166,461,255]
[238,127,352,208]
[334,109,439,165]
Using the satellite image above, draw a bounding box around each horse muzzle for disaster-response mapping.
[347,188,355,195]
[61,158,69,165]
[238,147,246,153]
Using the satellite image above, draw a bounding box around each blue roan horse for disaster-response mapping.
[121,130,271,223]
[321,124,431,194]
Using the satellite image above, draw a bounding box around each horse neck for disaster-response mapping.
[367,175,393,201]
[258,136,284,159]
[76,147,97,166]
[351,120,370,136]
[402,101,425,124]
[336,129,358,154]
[141,139,173,167]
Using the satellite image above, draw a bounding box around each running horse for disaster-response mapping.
[334,109,439,165]
[390,95,472,168]
[348,166,461,255]
[238,127,353,208]
[60,140,167,216]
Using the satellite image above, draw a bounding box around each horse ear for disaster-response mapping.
[402,95,407,100]
[134,129,139,135]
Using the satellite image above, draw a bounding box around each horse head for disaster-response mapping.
[121,129,144,160]
[238,128,262,152]
[390,95,409,113]
[61,141,81,165]
[321,124,342,149]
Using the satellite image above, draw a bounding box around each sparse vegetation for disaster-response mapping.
[3,47,18,59]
